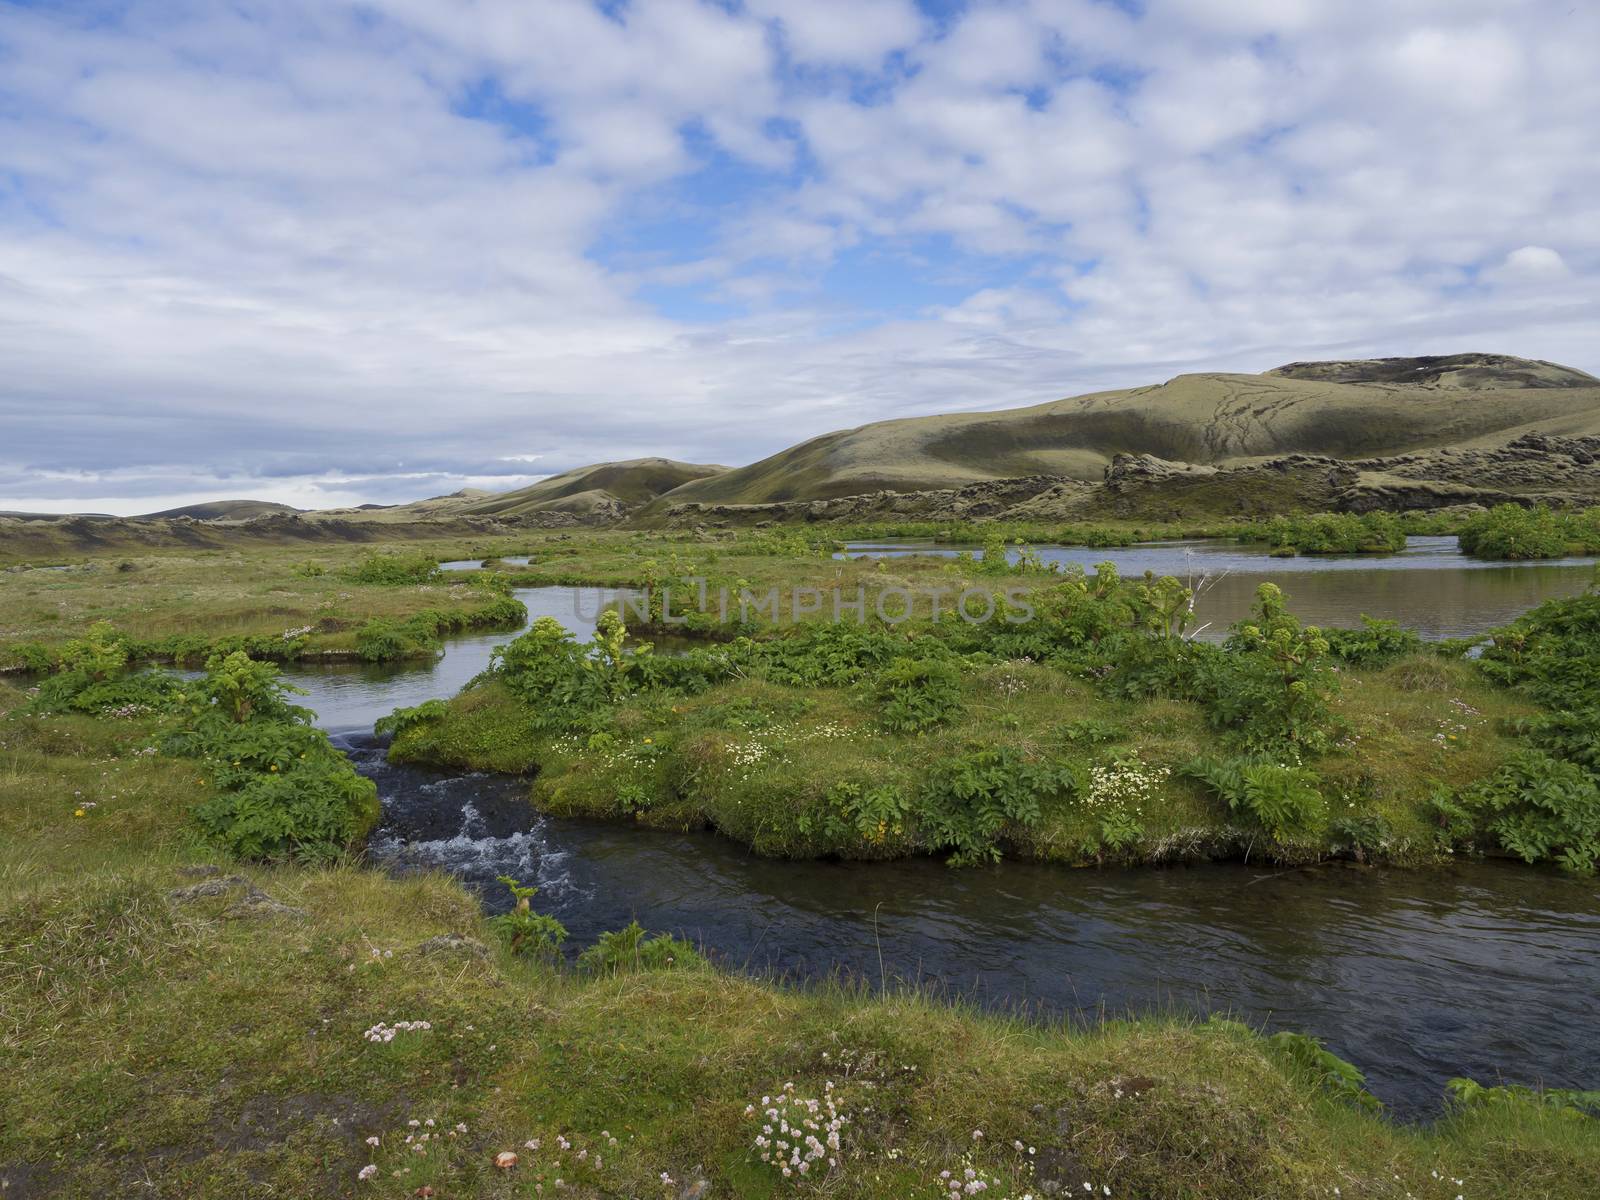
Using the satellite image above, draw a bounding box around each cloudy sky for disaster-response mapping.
[1,0,1596,514]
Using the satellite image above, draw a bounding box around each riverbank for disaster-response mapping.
[4,685,1596,1198]
[386,562,1600,875]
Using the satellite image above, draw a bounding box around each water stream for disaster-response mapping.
[282,566,1600,1119]
[840,536,1598,640]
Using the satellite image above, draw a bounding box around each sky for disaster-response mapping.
[1,0,1597,515]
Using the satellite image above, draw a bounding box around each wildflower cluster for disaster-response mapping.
[363,1019,432,1043]
[989,663,1033,698]
[729,738,776,780]
[789,720,850,742]
[1432,698,1482,750]
[1083,759,1168,814]
[747,1080,846,1181]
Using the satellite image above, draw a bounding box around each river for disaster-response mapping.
[280,568,1599,1119]
[839,536,1598,640]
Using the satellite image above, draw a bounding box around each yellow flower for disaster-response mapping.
[269,764,279,772]
[73,808,86,818]
[643,738,653,744]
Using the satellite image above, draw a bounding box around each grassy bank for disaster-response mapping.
[0,545,529,671]
[392,653,1533,868]
[3,682,1596,1197]
[389,558,1600,872]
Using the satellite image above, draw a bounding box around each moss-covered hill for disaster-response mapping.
[649,355,1600,508]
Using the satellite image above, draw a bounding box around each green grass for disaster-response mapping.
[3,681,1597,1197]
[0,542,533,670]
[392,648,1535,868]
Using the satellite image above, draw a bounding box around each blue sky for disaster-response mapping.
[1,0,1596,512]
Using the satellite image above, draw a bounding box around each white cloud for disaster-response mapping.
[0,0,1597,513]
[1491,245,1570,283]
[750,0,923,68]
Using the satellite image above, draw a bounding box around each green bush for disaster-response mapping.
[1201,584,1338,754]
[163,651,379,861]
[1261,512,1407,556]
[494,616,611,730]
[576,921,705,975]
[488,876,568,962]
[919,748,1077,865]
[26,621,182,716]
[1458,504,1576,560]
[1457,750,1600,871]
[1186,756,1327,843]
[1479,590,1600,708]
[804,781,912,847]
[355,617,435,662]
[1445,1076,1600,1118]
[875,657,964,733]
[1324,616,1423,667]
[344,552,442,585]
[374,698,449,738]
[1266,1032,1381,1111]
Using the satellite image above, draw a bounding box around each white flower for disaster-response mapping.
[357,1164,377,1181]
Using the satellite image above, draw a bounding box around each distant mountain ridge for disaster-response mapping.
[647,354,1600,510]
[138,500,304,521]
[6,355,1599,545]
[453,457,727,517]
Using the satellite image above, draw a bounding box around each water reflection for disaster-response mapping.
[842,537,1596,639]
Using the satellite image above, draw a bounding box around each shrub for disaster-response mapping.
[1267,1032,1381,1111]
[1262,512,1406,556]
[1201,584,1337,754]
[1186,756,1327,843]
[345,552,442,585]
[753,622,908,688]
[1324,616,1423,667]
[1478,590,1600,708]
[493,616,610,730]
[26,621,185,717]
[874,657,964,733]
[1456,750,1600,871]
[488,876,568,962]
[356,617,435,662]
[919,748,1077,865]
[576,921,704,975]
[164,651,378,861]
[806,781,912,846]
[1458,504,1572,560]
[1445,1077,1600,1118]
[375,698,449,738]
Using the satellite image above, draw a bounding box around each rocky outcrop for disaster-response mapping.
[1266,352,1599,390]
[1102,453,1219,490]
[661,475,1091,527]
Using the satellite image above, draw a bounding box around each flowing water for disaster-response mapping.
[281,573,1600,1119]
[841,535,1598,640]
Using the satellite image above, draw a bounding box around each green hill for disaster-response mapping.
[453,458,728,517]
[652,355,1600,507]
[138,500,304,521]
